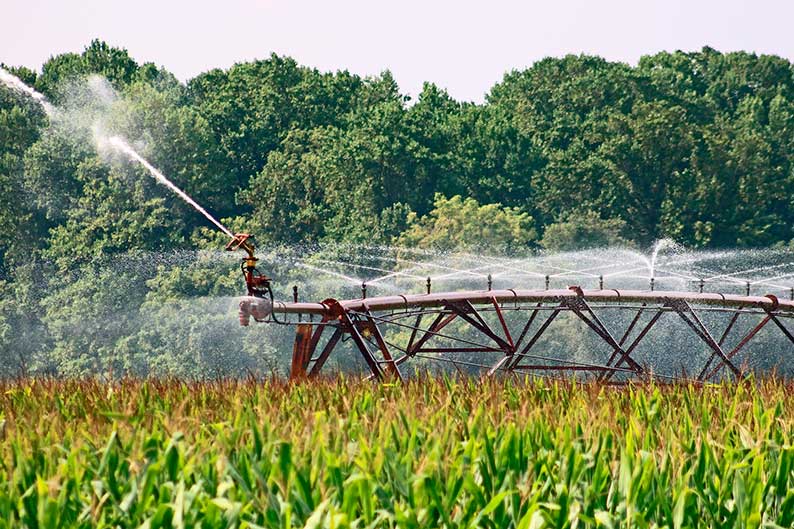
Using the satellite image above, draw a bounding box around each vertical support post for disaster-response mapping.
[290,323,315,380]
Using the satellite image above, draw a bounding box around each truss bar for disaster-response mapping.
[698,310,743,379]
[413,354,499,371]
[490,297,515,350]
[564,298,643,373]
[447,301,513,352]
[407,312,459,353]
[343,313,385,381]
[769,314,794,346]
[603,310,665,382]
[514,303,543,350]
[509,308,561,370]
[406,311,424,353]
[350,310,499,352]
[701,315,772,380]
[308,327,343,377]
[417,347,503,353]
[673,301,741,378]
[363,305,786,320]
[619,305,645,346]
[718,311,742,347]
[365,310,403,381]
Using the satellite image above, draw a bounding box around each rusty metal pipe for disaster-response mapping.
[263,289,794,316]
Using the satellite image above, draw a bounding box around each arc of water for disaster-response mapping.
[603,254,742,280]
[755,282,794,292]
[0,67,56,117]
[396,258,488,279]
[107,137,234,238]
[366,265,428,285]
[293,262,362,285]
[651,268,700,281]
[750,271,794,286]
[704,262,793,282]
[308,258,426,280]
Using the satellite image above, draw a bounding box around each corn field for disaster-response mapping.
[2,377,794,528]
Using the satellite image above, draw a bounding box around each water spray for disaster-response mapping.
[0,67,55,117]
[106,137,234,238]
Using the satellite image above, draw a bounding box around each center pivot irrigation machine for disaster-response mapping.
[226,234,794,383]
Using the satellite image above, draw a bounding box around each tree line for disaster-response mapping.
[2,40,794,375]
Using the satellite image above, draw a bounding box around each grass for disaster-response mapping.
[2,376,794,528]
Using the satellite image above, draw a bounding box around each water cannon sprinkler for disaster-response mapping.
[226,233,276,325]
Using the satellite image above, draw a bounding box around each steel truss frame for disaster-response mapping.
[276,288,794,383]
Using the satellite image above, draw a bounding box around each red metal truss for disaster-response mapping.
[252,287,794,382]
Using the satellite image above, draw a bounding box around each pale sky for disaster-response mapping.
[2,0,792,102]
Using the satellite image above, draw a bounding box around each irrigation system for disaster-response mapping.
[227,235,794,383]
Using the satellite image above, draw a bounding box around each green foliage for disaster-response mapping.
[37,39,139,97]
[540,210,630,252]
[397,194,536,252]
[3,379,794,527]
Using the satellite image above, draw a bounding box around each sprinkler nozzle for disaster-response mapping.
[226,233,256,261]
[227,233,273,300]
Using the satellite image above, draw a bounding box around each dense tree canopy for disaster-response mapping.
[2,41,794,376]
